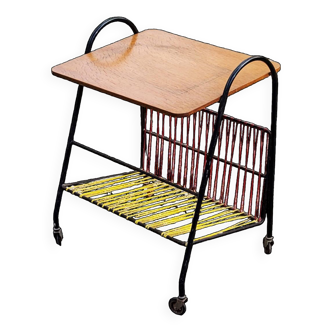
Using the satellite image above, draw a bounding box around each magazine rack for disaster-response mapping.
[52,17,280,315]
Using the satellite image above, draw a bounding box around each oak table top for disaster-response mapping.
[52,29,280,117]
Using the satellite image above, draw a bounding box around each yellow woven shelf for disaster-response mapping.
[63,171,260,246]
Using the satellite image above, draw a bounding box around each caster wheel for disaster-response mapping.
[169,297,187,315]
[53,227,63,246]
[264,243,272,254]
[263,236,274,255]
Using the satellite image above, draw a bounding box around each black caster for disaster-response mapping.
[168,296,188,315]
[263,235,274,254]
[53,227,63,246]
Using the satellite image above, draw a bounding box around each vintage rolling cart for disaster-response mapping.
[52,17,280,315]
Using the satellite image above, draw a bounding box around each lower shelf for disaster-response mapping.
[63,171,261,246]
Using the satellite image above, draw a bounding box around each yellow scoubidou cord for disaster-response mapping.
[65,171,258,244]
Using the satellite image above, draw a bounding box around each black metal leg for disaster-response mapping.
[263,193,275,254]
[52,17,139,246]
[140,106,147,168]
[53,85,84,245]
[263,176,275,255]
[263,63,278,255]
[169,56,278,315]
[169,113,225,315]
[178,94,227,300]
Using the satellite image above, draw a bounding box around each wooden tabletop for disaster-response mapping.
[52,29,280,117]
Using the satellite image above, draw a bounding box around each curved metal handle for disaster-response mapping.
[85,16,139,54]
[202,55,278,199]
[196,56,277,216]
[214,56,278,233]
[195,55,278,233]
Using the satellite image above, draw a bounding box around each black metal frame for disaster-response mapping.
[176,56,278,300]
[53,17,278,315]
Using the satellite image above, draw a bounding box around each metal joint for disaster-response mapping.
[53,227,63,235]
[263,235,274,246]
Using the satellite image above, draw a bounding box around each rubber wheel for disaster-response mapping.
[53,228,63,246]
[169,297,186,315]
[264,243,272,254]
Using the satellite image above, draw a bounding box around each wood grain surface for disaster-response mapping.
[52,29,281,117]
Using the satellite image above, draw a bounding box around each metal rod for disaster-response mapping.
[147,109,153,172]
[183,116,190,187]
[171,118,178,182]
[207,114,216,197]
[85,16,138,54]
[71,140,199,197]
[190,113,197,189]
[212,118,224,200]
[155,111,160,175]
[142,108,147,171]
[255,131,265,218]
[203,112,211,171]
[203,113,210,195]
[177,118,184,185]
[140,106,147,168]
[53,85,84,229]
[225,121,239,205]
[159,114,165,176]
[220,119,231,202]
[72,141,141,171]
[241,126,252,211]
[167,116,173,181]
[248,128,259,215]
[266,65,279,237]
[193,112,204,190]
[233,123,245,208]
